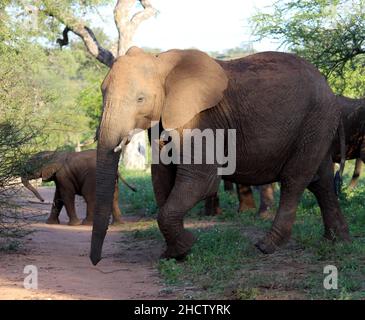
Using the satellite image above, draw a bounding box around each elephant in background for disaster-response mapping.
[91,47,350,265]
[204,182,274,218]
[21,149,136,226]
[349,158,362,189]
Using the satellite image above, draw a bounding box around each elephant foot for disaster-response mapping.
[255,232,289,254]
[46,217,60,225]
[160,230,196,260]
[68,218,82,226]
[81,218,93,226]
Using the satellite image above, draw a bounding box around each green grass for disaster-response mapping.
[119,159,365,299]
[119,168,158,216]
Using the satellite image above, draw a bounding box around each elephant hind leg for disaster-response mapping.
[223,180,234,192]
[60,191,81,226]
[256,178,304,254]
[308,157,350,241]
[82,198,95,225]
[204,193,221,216]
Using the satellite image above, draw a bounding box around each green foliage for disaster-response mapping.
[158,259,184,285]
[0,2,109,241]
[209,45,255,60]
[252,0,365,95]
[119,169,158,216]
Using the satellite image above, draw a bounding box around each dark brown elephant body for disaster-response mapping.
[91,48,350,265]
[332,97,365,163]
[22,150,124,225]
[218,96,365,218]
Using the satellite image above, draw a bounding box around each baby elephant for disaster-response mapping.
[21,149,135,226]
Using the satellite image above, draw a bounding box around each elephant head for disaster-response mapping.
[90,47,228,265]
[21,151,65,202]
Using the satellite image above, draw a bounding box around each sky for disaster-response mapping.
[89,0,280,53]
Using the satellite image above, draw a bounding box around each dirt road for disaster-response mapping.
[0,187,171,300]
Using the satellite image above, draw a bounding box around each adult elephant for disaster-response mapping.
[211,95,365,217]
[90,47,350,265]
[21,150,135,225]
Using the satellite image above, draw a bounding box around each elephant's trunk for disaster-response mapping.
[21,177,45,202]
[90,102,125,266]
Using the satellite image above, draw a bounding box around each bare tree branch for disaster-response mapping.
[56,26,70,48]
[114,0,157,56]
[130,0,157,30]
[41,0,156,65]
[41,1,115,67]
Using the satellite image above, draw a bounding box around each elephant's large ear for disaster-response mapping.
[157,50,228,130]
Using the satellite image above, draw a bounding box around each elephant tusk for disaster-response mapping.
[114,137,130,153]
[113,144,123,153]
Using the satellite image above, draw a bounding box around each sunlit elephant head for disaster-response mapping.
[91,47,228,264]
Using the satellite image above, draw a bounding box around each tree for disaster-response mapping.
[17,0,158,169]
[251,0,365,95]
[0,4,48,242]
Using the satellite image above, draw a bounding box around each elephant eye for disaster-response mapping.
[137,96,145,104]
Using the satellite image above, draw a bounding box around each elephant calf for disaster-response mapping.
[21,149,135,226]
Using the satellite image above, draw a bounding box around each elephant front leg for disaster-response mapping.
[46,187,63,224]
[158,167,220,259]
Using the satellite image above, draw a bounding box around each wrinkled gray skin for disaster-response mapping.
[90,47,350,265]
[211,96,365,217]
[21,150,130,226]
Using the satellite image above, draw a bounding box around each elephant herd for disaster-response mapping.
[20,47,365,265]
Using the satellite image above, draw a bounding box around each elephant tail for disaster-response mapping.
[117,172,137,192]
[334,120,346,196]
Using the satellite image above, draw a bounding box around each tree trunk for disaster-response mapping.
[122,131,147,170]
[39,0,156,170]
